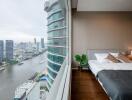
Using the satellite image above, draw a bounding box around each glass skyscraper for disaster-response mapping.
[0,40,4,64]
[6,40,14,61]
[45,0,68,89]
[41,38,45,48]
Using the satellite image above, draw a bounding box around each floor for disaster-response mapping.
[71,70,109,100]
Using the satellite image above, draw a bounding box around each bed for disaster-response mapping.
[88,49,132,100]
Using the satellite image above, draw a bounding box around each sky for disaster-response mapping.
[0,0,47,43]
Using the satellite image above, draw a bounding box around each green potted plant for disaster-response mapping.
[74,54,88,70]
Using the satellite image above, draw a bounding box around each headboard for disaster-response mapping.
[88,49,126,60]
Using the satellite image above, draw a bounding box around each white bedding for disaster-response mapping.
[89,60,132,76]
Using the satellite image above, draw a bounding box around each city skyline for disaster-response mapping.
[0,37,47,43]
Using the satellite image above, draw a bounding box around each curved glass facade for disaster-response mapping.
[47,74,54,84]
[48,29,66,37]
[48,61,61,71]
[48,38,66,46]
[45,1,67,89]
[48,20,65,30]
[48,54,64,64]
[48,46,66,56]
[48,68,57,79]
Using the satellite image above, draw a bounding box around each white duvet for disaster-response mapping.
[89,60,132,76]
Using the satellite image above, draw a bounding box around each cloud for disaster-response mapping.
[0,0,47,42]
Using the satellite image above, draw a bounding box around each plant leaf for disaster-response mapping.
[75,55,81,62]
[81,54,88,66]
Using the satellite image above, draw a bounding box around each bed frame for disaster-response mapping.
[87,49,126,100]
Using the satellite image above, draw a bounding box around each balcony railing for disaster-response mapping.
[46,57,71,100]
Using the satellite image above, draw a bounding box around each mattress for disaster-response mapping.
[88,60,132,76]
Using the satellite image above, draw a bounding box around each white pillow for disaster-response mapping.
[110,52,119,57]
[95,53,109,63]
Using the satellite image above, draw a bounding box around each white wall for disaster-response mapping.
[72,12,132,66]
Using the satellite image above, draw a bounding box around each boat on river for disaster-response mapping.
[0,66,5,71]
[18,62,24,65]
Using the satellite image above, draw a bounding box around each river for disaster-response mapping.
[0,52,47,100]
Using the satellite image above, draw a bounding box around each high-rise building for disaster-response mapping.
[6,40,14,61]
[34,38,37,44]
[36,42,40,51]
[41,38,45,48]
[0,40,4,64]
[45,0,68,89]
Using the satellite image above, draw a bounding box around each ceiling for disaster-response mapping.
[72,0,132,11]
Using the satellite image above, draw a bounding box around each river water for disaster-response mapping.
[0,53,47,100]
